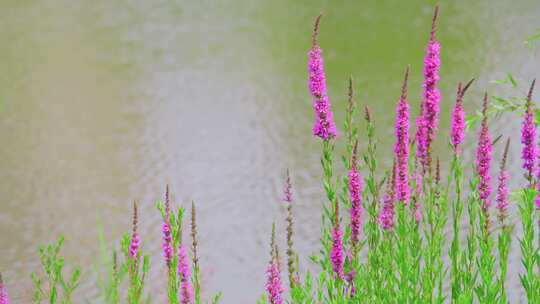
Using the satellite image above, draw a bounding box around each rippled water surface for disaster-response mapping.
[1,1,539,302]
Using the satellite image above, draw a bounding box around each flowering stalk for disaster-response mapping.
[308,14,337,140]
[126,201,149,304]
[266,223,284,304]
[191,202,201,304]
[178,244,194,304]
[416,5,441,173]
[475,93,497,302]
[0,273,10,304]
[283,170,298,288]
[162,186,174,268]
[129,201,141,262]
[330,200,345,280]
[379,161,396,230]
[522,79,536,185]
[450,79,474,155]
[308,14,339,267]
[349,142,364,248]
[496,138,512,303]
[519,81,539,303]
[476,93,493,224]
[449,80,473,301]
[395,66,411,206]
[156,186,186,304]
[518,188,538,303]
[361,105,385,301]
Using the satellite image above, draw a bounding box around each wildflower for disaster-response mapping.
[450,79,474,155]
[283,170,298,287]
[349,142,364,246]
[476,93,492,207]
[129,201,140,260]
[266,263,284,304]
[380,161,397,230]
[162,186,173,267]
[266,224,284,304]
[497,139,511,224]
[522,80,536,183]
[0,273,10,304]
[178,244,194,304]
[308,14,337,140]
[395,66,410,204]
[330,201,344,279]
[416,6,441,171]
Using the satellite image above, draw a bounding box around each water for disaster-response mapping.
[0,1,539,302]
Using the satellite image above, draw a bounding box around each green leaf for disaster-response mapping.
[507,73,518,88]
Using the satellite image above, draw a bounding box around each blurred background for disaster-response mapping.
[0,0,539,302]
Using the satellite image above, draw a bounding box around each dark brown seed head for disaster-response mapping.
[165,184,170,218]
[312,13,323,45]
[462,78,475,96]
[364,105,372,123]
[191,201,199,268]
[482,92,489,122]
[501,138,511,171]
[401,65,410,101]
[132,200,138,235]
[430,5,440,41]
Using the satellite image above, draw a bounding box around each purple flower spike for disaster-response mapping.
[497,139,511,223]
[129,201,140,260]
[522,80,537,183]
[451,79,474,155]
[266,263,284,304]
[162,186,174,266]
[330,202,344,279]
[266,262,284,304]
[308,14,337,140]
[416,6,441,172]
[162,222,173,265]
[395,67,411,205]
[129,233,140,260]
[0,273,10,304]
[380,161,397,230]
[178,245,194,304]
[349,142,364,246]
[476,93,493,207]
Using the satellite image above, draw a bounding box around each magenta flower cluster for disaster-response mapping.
[308,16,337,140]
[521,83,536,181]
[265,262,284,304]
[129,233,141,260]
[0,274,9,304]
[450,85,465,154]
[162,222,173,265]
[395,68,410,205]
[330,221,345,279]
[496,140,510,219]
[348,160,364,246]
[416,9,441,170]
[178,244,194,304]
[476,94,492,206]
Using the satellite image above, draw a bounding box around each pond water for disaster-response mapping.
[0,1,539,302]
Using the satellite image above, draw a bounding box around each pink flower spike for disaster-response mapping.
[395,67,411,205]
[415,6,441,172]
[349,142,364,246]
[178,245,194,304]
[0,273,10,304]
[308,14,337,140]
[476,93,493,208]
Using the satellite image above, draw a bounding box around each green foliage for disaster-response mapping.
[31,236,81,304]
